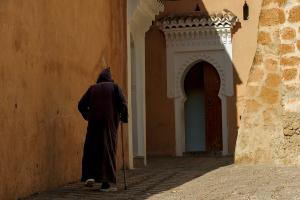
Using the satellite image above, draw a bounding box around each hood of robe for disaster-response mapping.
[96,67,113,83]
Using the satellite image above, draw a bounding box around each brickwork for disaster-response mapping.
[236,0,300,164]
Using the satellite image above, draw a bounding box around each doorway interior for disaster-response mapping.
[184,61,222,154]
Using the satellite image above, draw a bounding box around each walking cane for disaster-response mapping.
[120,122,128,190]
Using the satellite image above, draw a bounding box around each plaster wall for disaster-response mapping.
[146,26,176,156]
[127,0,164,162]
[146,0,262,155]
[0,1,127,199]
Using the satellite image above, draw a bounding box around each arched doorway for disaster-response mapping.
[184,61,222,153]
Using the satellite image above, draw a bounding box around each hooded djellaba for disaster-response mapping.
[78,67,128,191]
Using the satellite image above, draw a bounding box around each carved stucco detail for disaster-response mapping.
[159,10,237,99]
[129,0,164,31]
[175,53,226,99]
[157,9,238,156]
[159,9,238,29]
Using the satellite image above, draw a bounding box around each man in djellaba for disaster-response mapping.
[78,67,128,192]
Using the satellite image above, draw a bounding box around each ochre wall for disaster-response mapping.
[145,0,262,155]
[146,26,176,156]
[0,1,127,200]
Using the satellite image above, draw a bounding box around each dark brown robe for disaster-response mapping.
[78,69,128,183]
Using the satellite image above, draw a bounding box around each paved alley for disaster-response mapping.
[23,157,300,200]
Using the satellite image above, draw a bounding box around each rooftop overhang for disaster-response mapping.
[158,9,238,30]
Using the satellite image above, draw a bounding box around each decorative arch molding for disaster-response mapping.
[168,51,234,100]
[158,10,239,156]
[175,53,229,100]
[172,53,230,156]
[128,0,164,33]
[158,10,238,99]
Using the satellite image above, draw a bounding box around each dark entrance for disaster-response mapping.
[184,61,222,153]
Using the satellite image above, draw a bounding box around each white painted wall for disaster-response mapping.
[127,0,164,167]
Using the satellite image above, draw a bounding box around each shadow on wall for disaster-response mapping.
[145,0,242,158]
[143,0,242,196]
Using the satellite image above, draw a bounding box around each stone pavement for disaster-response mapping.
[23,156,300,200]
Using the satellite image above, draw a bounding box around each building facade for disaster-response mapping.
[0,1,127,199]
[1,0,300,200]
[145,0,262,157]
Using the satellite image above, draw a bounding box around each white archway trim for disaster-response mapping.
[158,10,238,156]
[158,9,238,99]
[174,54,229,156]
[127,0,164,167]
[176,53,227,99]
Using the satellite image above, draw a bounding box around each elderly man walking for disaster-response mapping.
[78,67,128,192]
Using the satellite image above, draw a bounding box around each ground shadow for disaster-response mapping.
[22,156,233,200]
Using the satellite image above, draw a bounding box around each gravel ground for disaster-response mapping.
[148,163,300,200]
[24,157,300,200]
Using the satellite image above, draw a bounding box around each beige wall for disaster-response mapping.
[146,0,262,155]
[0,1,127,199]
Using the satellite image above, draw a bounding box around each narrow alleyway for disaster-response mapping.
[23,157,300,200]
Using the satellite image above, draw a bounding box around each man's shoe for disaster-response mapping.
[85,179,95,187]
[100,182,117,192]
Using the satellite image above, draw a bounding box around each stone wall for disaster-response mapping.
[236,0,300,164]
[0,1,127,200]
[280,0,300,164]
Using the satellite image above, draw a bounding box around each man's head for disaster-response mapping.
[96,67,113,83]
